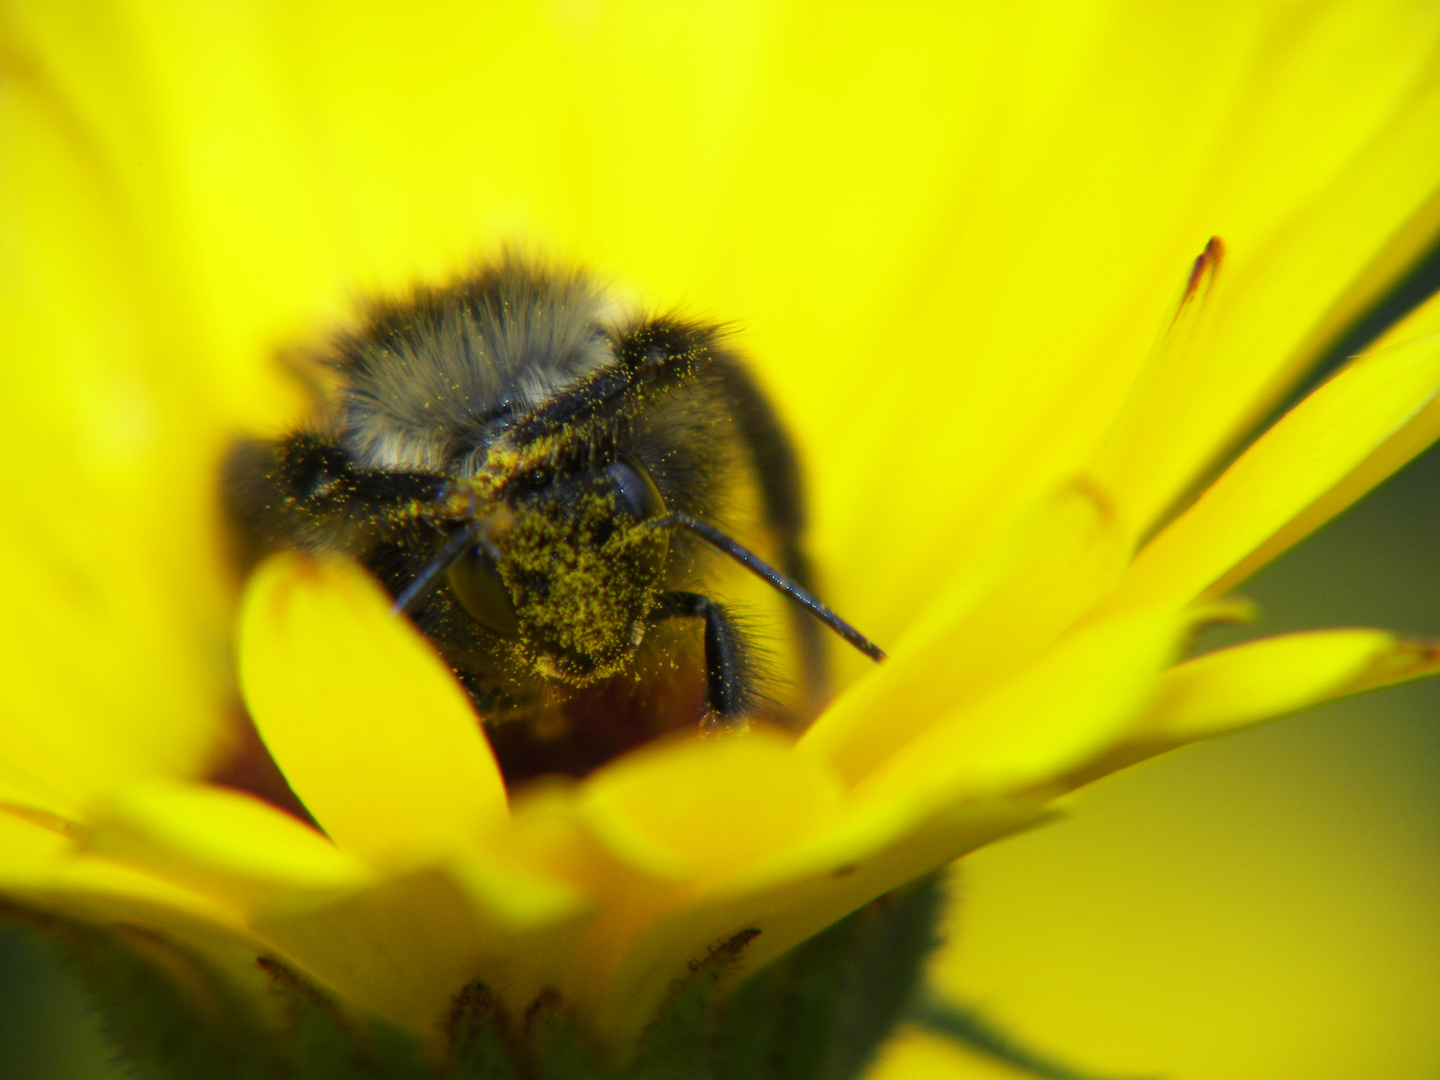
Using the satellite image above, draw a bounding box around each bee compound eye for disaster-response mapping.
[446,546,521,637]
[606,456,666,521]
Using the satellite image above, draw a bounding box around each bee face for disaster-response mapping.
[225,254,879,782]
[461,453,670,684]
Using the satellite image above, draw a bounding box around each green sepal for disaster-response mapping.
[13,874,1012,1080]
[525,991,604,1080]
[260,955,434,1080]
[362,1016,432,1080]
[446,981,523,1080]
[4,904,275,1080]
[260,955,364,1080]
[624,927,761,1080]
[712,873,944,1080]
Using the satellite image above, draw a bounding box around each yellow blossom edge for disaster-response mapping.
[0,29,237,804]
[0,808,275,990]
[237,553,508,866]
[573,728,846,887]
[1104,331,1440,613]
[804,310,1440,792]
[1066,628,1440,788]
[1214,289,1440,595]
[82,779,375,914]
[846,608,1185,808]
[1090,81,1440,543]
[801,479,1130,786]
[562,607,1186,1048]
[58,776,596,1033]
[236,600,1180,1043]
[252,856,597,1036]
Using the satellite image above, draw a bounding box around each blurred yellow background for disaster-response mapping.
[4,431,1438,1080]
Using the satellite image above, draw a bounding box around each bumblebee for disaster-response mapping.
[225,256,881,782]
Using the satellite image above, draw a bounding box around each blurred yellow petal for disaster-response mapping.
[0,809,74,883]
[3,1,337,426]
[0,46,232,805]
[1215,288,1440,593]
[251,794,593,1029]
[1089,65,1440,540]
[1066,629,1440,793]
[254,855,593,1034]
[236,553,507,865]
[561,791,1054,1053]
[18,3,1440,650]
[1149,630,1440,742]
[0,759,84,829]
[83,780,373,913]
[817,2,1440,641]
[0,809,272,986]
[803,482,1129,785]
[1105,332,1440,613]
[852,609,1184,807]
[575,728,843,886]
[474,741,1048,1048]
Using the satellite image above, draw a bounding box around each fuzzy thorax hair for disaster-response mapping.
[333,259,616,474]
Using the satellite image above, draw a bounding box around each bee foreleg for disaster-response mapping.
[649,592,754,726]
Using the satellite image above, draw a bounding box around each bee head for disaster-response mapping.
[446,453,670,684]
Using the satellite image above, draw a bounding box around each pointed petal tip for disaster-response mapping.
[1067,627,1440,790]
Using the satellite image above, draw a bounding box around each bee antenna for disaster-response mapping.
[650,512,886,662]
[391,524,483,616]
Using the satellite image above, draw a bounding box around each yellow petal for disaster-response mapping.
[1104,333,1440,613]
[575,793,1054,1053]
[254,854,592,1035]
[0,808,271,985]
[0,51,232,803]
[1067,629,1440,789]
[1214,289,1440,594]
[1149,630,1438,741]
[0,758,84,829]
[574,728,843,885]
[83,780,374,913]
[850,608,1184,808]
[236,553,507,865]
[565,610,1182,1048]
[803,481,1129,786]
[21,3,1439,654]
[0,807,74,884]
[808,2,1440,641]
[478,736,1034,1048]
[523,730,854,1039]
[1089,75,1440,540]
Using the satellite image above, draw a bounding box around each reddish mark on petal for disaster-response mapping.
[1182,235,1226,307]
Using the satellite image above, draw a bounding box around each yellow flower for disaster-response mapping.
[4,1,1440,1075]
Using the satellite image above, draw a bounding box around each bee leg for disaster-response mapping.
[650,592,753,726]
